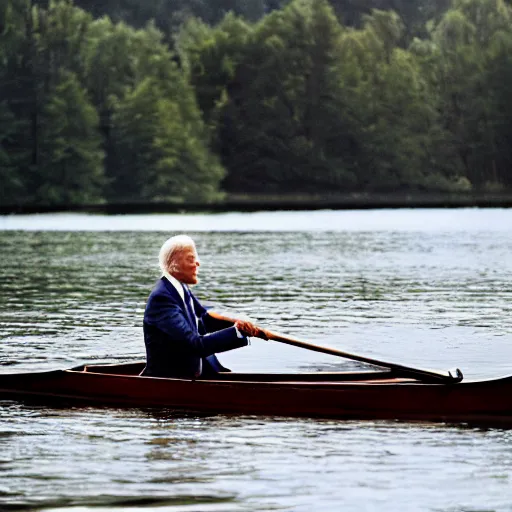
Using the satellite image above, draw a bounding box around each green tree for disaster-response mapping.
[485,29,512,187]
[0,102,26,205]
[0,1,26,205]
[85,17,222,202]
[35,70,104,204]
[72,0,275,41]
[181,0,363,194]
[177,13,253,126]
[109,78,224,202]
[0,0,99,205]
[335,8,462,192]
[431,0,512,189]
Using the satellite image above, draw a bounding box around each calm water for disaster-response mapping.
[1,209,512,511]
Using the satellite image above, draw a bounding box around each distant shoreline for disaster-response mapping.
[2,192,512,214]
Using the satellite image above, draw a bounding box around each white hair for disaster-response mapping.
[158,235,196,274]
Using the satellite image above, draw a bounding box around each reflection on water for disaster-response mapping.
[2,404,512,511]
[1,209,512,510]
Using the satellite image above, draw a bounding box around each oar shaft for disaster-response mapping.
[264,330,385,365]
[264,330,408,370]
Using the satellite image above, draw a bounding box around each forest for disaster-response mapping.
[1,0,511,207]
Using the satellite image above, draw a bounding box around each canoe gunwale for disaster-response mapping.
[71,363,512,387]
[2,363,512,386]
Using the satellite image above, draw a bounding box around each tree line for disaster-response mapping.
[1,0,511,207]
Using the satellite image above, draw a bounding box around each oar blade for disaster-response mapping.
[390,366,463,383]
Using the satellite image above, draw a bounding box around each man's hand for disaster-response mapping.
[234,320,268,339]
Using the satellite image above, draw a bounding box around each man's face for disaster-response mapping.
[173,247,200,285]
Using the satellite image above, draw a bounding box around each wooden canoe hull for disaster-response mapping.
[1,364,512,425]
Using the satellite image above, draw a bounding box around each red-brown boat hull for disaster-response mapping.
[1,364,511,425]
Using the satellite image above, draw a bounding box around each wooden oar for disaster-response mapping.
[259,329,463,384]
[207,311,463,383]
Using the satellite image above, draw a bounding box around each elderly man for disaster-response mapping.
[141,235,261,379]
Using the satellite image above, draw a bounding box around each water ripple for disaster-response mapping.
[2,211,512,510]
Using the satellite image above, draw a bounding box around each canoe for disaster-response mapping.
[1,362,512,426]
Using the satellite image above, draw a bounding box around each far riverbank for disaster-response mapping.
[2,192,512,214]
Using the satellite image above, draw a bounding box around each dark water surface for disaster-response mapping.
[1,209,512,511]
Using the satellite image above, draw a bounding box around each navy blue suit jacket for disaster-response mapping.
[142,277,248,378]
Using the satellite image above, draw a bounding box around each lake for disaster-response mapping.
[1,208,512,511]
